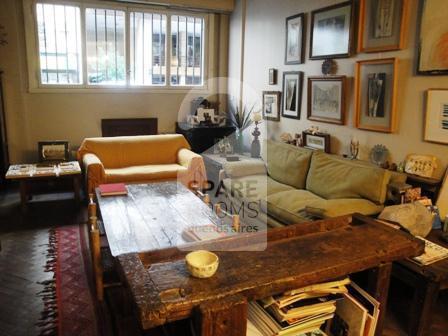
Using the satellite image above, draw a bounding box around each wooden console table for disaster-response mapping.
[117,214,424,336]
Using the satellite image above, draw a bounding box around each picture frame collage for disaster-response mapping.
[262,0,446,144]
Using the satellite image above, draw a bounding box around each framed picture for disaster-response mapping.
[424,89,448,144]
[354,58,398,133]
[302,131,331,153]
[38,141,69,162]
[262,91,281,122]
[269,68,278,85]
[309,1,354,59]
[282,71,303,119]
[358,0,408,53]
[417,0,448,75]
[285,13,305,64]
[307,76,346,125]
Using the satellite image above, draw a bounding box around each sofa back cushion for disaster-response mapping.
[78,134,190,168]
[306,151,391,204]
[261,140,313,189]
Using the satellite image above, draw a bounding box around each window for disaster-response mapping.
[130,12,166,86]
[36,3,82,84]
[32,2,206,89]
[85,8,126,85]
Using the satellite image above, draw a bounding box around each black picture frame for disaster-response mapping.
[285,13,306,64]
[262,91,281,122]
[309,1,354,60]
[281,71,303,120]
[302,131,331,153]
[269,68,278,85]
[38,141,69,162]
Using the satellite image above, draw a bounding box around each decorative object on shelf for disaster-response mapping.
[262,91,281,121]
[282,71,303,119]
[251,112,262,158]
[404,154,438,178]
[370,144,389,166]
[417,0,448,75]
[306,125,320,135]
[309,1,354,59]
[307,76,346,125]
[294,133,303,147]
[228,103,254,153]
[321,59,337,75]
[285,13,305,64]
[350,137,359,160]
[269,68,278,85]
[0,25,7,46]
[424,89,448,144]
[185,250,219,278]
[38,141,69,162]
[355,58,398,133]
[302,131,331,153]
[358,0,408,53]
[216,137,233,157]
[280,132,294,144]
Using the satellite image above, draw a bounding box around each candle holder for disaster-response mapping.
[251,121,261,158]
[350,139,359,160]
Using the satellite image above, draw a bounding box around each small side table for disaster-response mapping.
[392,230,448,336]
[6,162,82,212]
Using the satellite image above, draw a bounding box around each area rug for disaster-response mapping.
[37,224,101,336]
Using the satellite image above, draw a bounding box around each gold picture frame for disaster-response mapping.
[354,58,398,133]
[358,0,408,53]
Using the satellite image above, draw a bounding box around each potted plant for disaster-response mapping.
[228,103,254,153]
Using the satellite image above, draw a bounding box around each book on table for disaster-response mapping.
[182,224,229,242]
[98,183,128,196]
[410,237,448,265]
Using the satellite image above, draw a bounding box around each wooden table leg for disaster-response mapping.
[367,262,392,336]
[408,278,440,336]
[19,180,28,212]
[196,294,247,336]
[73,175,81,204]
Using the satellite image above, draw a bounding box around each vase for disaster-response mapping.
[236,130,244,154]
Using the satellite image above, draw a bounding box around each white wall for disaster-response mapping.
[230,0,448,178]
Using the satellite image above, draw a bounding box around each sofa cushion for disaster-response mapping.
[306,151,391,204]
[266,189,384,225]
[78,134,190,168]
[223,161,267,178]
[223,175,294,203]
[105,164,188,183]
[262,140,313,189]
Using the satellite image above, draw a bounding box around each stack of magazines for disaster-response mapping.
[247,278,350,336]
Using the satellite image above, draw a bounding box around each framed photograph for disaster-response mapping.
[269,68,278,85]
[307,76,346,125]
[417,0,448,75]
[424,89,448,144]
[285,13,305,64]
[309,1,354,59]
[38,141,69,162]
[262,91,281,122]
[302,131,331,153]
[358,0,408,53]
[282,71,303,119]
[355,58,398,133]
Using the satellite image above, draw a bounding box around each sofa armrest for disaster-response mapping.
[81,153,105,195]
[177,148,207,190]
[222,160,267,178]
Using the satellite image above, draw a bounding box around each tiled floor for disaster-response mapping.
[0,189,447,336]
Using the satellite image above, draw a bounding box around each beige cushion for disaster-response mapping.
[223,161,267,178]
[266,189,384,225]
[223,175,294,203]
[306,151,391,204]
[105,164,187,183]
[262,140,313,189]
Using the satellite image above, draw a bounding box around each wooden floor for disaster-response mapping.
[0,189,447,336]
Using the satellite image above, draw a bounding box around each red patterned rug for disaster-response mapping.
[37,225,101,336]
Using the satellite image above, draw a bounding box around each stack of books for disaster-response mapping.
[248,278,350,336]
[410,237,448,265]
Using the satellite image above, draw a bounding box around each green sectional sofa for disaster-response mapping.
[221,140,403,228]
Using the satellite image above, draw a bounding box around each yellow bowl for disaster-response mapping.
[185,250,219,278]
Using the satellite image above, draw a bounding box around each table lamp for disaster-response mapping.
[251,112,262,158]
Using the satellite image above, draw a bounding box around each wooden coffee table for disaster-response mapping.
[117,214,424,336]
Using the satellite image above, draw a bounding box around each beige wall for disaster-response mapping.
[0,0,229,163]
[230,0,448,178]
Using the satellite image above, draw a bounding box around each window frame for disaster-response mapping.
[24,0,209,93]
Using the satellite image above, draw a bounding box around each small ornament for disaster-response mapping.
[321,59,337,75]
[370,144,389,166]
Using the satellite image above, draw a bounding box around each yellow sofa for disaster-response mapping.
[77,134,206,194]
